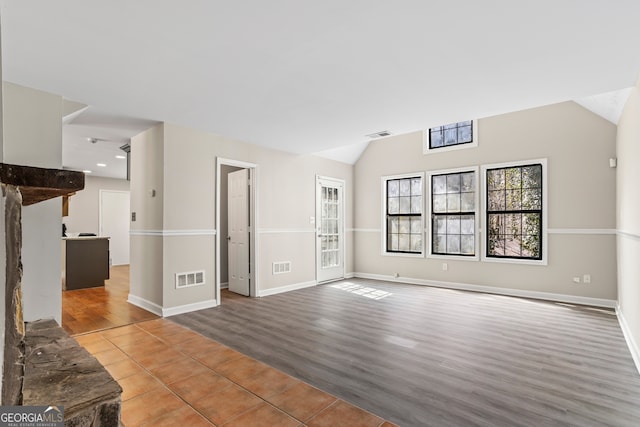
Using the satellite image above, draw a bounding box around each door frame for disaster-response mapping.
[315,175,346,283]
[216,157,258,304]
[98,189,131,266]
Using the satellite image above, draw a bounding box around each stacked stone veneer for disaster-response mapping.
[0,166,121,426]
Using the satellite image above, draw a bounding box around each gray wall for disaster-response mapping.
[129,122,354,312]
[354,101,617,303]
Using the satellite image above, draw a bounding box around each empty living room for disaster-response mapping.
[1,2,640,426]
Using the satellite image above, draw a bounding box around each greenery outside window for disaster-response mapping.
[485,162,544,261]
[382,173,424,256]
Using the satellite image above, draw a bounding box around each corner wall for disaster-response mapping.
[616,80,640,371]
[354,101,617,304]
[129,122,354,314]
[2,82,63,323]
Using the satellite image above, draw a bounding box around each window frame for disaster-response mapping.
[423,120,478,154]
[381,172,425,258]
[427,166,480,261]
[481,158,548,265]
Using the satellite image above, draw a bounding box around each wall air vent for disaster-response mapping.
[272,261,292,275]
[175,270,205,289]
[366,130,393,139]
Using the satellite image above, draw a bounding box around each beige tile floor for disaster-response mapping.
[74,319,398,427]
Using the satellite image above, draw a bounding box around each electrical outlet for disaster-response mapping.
[572,277,581,283]
[442,263,448,271]
[583,274,591,284]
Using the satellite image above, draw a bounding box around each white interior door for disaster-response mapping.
[228,169,250,296]
[316,177,344,283]
[100,190,130,266]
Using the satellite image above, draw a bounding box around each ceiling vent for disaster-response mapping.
[366,130,392,139]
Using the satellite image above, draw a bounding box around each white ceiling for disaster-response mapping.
[1,1,639,179]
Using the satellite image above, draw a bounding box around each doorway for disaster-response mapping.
[216,158,258,304]
[99,190,130,266]
[316,176,345,283]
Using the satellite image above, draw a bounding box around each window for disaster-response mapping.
[429,169,478,258]
[485,162,544,261]
[382,174,423,255]
[425,120,477,153]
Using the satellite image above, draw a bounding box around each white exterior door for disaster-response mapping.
[228,169,250,296]
[316,177,344,283]
[99,190,130,266]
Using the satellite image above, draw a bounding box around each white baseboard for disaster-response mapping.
[220,282,229,289]
[128,294,217,317]
[616,304,640,375]
[162,299,217,317]
[258,280,316,297]
[344,272,355,279]
[127,294,163,316]
[352,272,617,308]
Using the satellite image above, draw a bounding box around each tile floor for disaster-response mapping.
[74,319,397,427]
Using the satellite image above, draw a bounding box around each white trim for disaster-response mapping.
[617,304,640,375]
[216,157,259,302]
[257,280,317,297]
[130,229,216,236]
[481,158,548,266]
[548,228,616,235]
[423,120,478,154]
[426,166,480,261]
[618,230,640,241]
[127,294,163,316]
[162,299,217,317]
[381,172,426,258]
[257,228,315,234]
[353,228,380,233]
[344,272,355,279]
[316,175,347,283]
[352,272,617,308]
[220,282,229,289]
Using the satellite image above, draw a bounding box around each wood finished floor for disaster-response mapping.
[172,279,640,427]
[62,265,158,335]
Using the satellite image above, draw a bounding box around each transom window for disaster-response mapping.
[384,175,423,254]
[429,120,474,149]
[486,163,543,260]
[431,170,477,257]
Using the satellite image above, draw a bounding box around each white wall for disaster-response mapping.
[354,101,617,304]
[63,175,130,235]
[616,79,640,371]
[2,82,63,323]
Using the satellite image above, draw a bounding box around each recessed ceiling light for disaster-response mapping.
[115,155,126,159]
[96,163,107,167]
[83,170,92,174]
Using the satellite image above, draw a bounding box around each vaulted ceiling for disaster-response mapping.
[2,1,639,177]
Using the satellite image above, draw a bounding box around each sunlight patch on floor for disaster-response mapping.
[330,282,393,300]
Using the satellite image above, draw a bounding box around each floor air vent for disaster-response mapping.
[175,270,205,289]
[272,261,291,275]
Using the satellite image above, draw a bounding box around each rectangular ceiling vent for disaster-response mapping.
[272,261,292,275]
[366,130,392,139]
[175,270,205,289]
